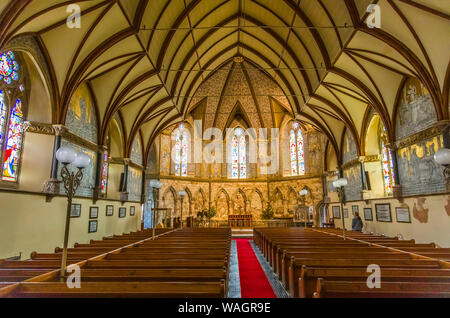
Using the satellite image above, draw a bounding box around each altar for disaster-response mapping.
[228,214,253,228]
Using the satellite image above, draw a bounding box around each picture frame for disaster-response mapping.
[332,206,341,219]
[352,205,359,215]
[375,203,392,222]
[88,220,98,233]
[130,206,135,216]
[89,207,98,219]
[70,204,81,218]
[119,207,126,218]
[396,207,411,223]
[343,208,349,218]
[363,208,373,221]
[106,205,114,216]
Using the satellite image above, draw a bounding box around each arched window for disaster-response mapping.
[174,124,188,177]
[381,127,395,194]
[290,122,305,176]
[231,128,246,179]
[100,148,109,194]
[0,50,26,183]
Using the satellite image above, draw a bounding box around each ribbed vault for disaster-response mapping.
[0,0,448,166]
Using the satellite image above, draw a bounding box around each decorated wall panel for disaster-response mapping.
[397,135,446,196]
[395,78,436,140]
[343,165,362,202]
[127,167,142,202]
[342,132,357,164]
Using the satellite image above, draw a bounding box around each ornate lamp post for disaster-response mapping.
[299,189,308,228]
[332,178,348,240]
[434,148,450,184]
[55,146,91,280]
[178,190,187,229]
[149,179,162,239]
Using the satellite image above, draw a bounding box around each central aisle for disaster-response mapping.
[235,239,276,298]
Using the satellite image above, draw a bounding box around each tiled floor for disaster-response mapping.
[227,239,290,298]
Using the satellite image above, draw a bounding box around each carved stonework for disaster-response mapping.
[23,121,55,135]
[341,158,360,170]
[394,124,448,150]
[364,155,381,163]
[61,130,98,153]
[43,178,61,195]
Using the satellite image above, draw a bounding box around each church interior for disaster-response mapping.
[0,0,449,299]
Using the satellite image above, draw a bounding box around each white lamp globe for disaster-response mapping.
[72,152,91,169]
[299,189,308,196]
[178,190,187,197]
[435,148,450,166]
[56,146,77,164]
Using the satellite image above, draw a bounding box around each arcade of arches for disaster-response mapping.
[0,0,449,261]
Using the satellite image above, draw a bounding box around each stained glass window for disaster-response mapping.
[2,99,24,181]
[0,50,25,183]
[231,128,246,179]
[0,51,19,85]
[381,126,395,195]
[0,90,6,145]
[100,150,109,194]
[290,123,305,176]
[181,131,188,177]
[174,125,189,177]
[290,130,297,175]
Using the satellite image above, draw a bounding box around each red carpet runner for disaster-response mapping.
[235,239,276,298]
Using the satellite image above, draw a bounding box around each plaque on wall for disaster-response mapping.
[106,205,114,216]
[88,220,98,233]
[70,204,81,218]
[89,207,98,219]
[343,208,349,218]
[375,204,392,222]
[130,206,135,216]
[332,206,341,219]
[396,207,411,223]
[363,208,373,221]
[119,207,126,218]
[352,205,359,215]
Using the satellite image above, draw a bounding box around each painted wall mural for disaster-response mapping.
[160,134,170,175]
[130,136,143,166]
[127,167,142,202]
[397,135,446,196]
[58,139,96,197]
[343,165,362,202]
[413,197,429,223]
[395,77,436,140]
[342,132,357,164]
[65,83,97,144]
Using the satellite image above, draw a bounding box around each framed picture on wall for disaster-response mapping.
[88,220,98,233]
[89,207,98,219]
[363,208,373,221]
[70,204,81,218]
[119,207,126,218]
[375,203,392,222]
[343,208,349,218]
[396,207,411,223]
[352,205,359,215]
[130,206,135,216]
[106,205,114,216]
[332,206,341,219]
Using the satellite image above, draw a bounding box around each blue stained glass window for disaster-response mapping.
[2,99,24,181]
[0,90,6,145]
[231,129,246,179]
[0,51,19,85]
[174,126,189,177]
[290,123,305,176]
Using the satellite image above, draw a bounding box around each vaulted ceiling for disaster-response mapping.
[0,0,448,165]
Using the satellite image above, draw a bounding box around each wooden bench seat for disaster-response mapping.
[7,281,226,298]
[313,279,450,298]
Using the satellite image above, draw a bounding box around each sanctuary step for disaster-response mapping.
[232,229,253,239]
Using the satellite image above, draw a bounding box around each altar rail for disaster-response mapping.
[195,220,296,228]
